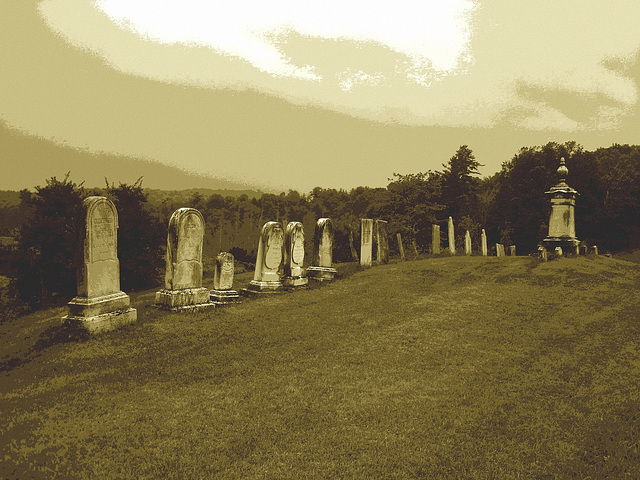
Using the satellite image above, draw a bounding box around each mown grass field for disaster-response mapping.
[2,255,640,479]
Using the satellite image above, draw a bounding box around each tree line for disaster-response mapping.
[1,141,639,314]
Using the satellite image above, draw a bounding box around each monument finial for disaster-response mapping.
[557,157,568,182]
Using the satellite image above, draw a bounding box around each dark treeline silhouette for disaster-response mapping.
[1,141,639,313]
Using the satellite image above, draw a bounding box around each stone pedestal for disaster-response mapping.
[307,266,337,281]
[210,289,240,304]
[156,287,214,312]
[243,280,285,295]
[63,196,137,334]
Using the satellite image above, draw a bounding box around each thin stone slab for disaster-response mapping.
[248,221,284,291]
[375,220,390,264]
[360,219,373,267]
[63,196,136,334]
[448,217,456,255]
[465,230,472,256]
[432,224,440,254]
[481,229,488,256]
[308,218,337,281]
[397,233,406,261]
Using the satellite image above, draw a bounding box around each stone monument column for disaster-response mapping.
[63,196,137,333]
[246,221,284,293]
[307,218,337,281]
[448,216,456,255]
[541,157,580,251]
[156,208,214,311]
[283,221,309,287]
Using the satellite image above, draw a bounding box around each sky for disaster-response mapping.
[1,0,639,191]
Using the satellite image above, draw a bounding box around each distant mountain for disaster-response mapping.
[0,121,270,193]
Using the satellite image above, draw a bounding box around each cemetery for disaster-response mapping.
[1,151,640,479]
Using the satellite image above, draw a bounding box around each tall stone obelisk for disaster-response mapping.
[541,157,579,251]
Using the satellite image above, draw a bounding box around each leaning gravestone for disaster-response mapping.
[210,252,240,304]
[375,219,390,264]
[283,221,309,288]
[245,221,284,294]
[360,219,373,267]
[397,233,406,261]
[307,218,337,281]
[432,224,441,254]
[63,196,136,333]
[156,208,214,311]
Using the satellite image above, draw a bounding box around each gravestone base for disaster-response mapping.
[63,293,137,334]
[210,289,240,305]
[243,280,284,295]
[155,287,215,311]
[307,266,337,281]
[282,276,309,288]
[541,236,580,253]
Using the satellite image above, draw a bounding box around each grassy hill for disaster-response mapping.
[1,256,640,479]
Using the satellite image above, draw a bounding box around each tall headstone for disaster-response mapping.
[448,216,456,255]
[210,252,240,304]
[375,219,390,264]
[481,229,488,256]
[360,219,373,267]
[542,157,580,252]
[397,233,406,261]
[496,243,505,257]
[307,218,337,281]
[465,230,472,256]
[283,221,309,287]
[593,245,598,255]
[432,224,441,254]
[246,221,284,293]
[63,196,136,333]
[156,208,214,311]
[509,245,516,256]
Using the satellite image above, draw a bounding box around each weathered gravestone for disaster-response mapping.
[397,233,406,261]
[509,245,516,256]
[375,219,390,264]
[360,219,373,267]
[448,216,456,255]
[432,224,441,254]
[307,218,337,281]
[245,221,284,294]
[156,208,214,311]
[465,230,472,256]
[283,221,309,288]
[63,196,137,333]
[496,243,505,257]
[542,157,580,252]
[481,229,488,256]
[210,252,240,304]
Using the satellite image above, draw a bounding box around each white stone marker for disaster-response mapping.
[481,229,488,256]
[156,208,214,311]
[210,252,240,304]
[246,221,284,293]
[283,221,309,287]
[432,224,441,254]
[465,230,472,256]
[509,245,516,256]
[496,243,505,257]
[593,245,598,255]
[375,219,390,264]
[360,219,373,267]
[307,218,337,281]
[448,216,456,255]
[63,196,137,333]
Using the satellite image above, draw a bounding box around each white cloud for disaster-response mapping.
[93,0,477,83]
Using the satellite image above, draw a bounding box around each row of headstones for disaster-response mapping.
[62,197,337,334]
[431,217,514,257]
[539,244,599,261]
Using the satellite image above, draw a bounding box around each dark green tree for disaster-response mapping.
[13,174,85,308]
[105,178,164,291]
[441,145,483,220]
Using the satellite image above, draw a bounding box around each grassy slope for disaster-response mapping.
[1,256,640,479]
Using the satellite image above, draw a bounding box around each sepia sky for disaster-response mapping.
[1,0,639,191]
